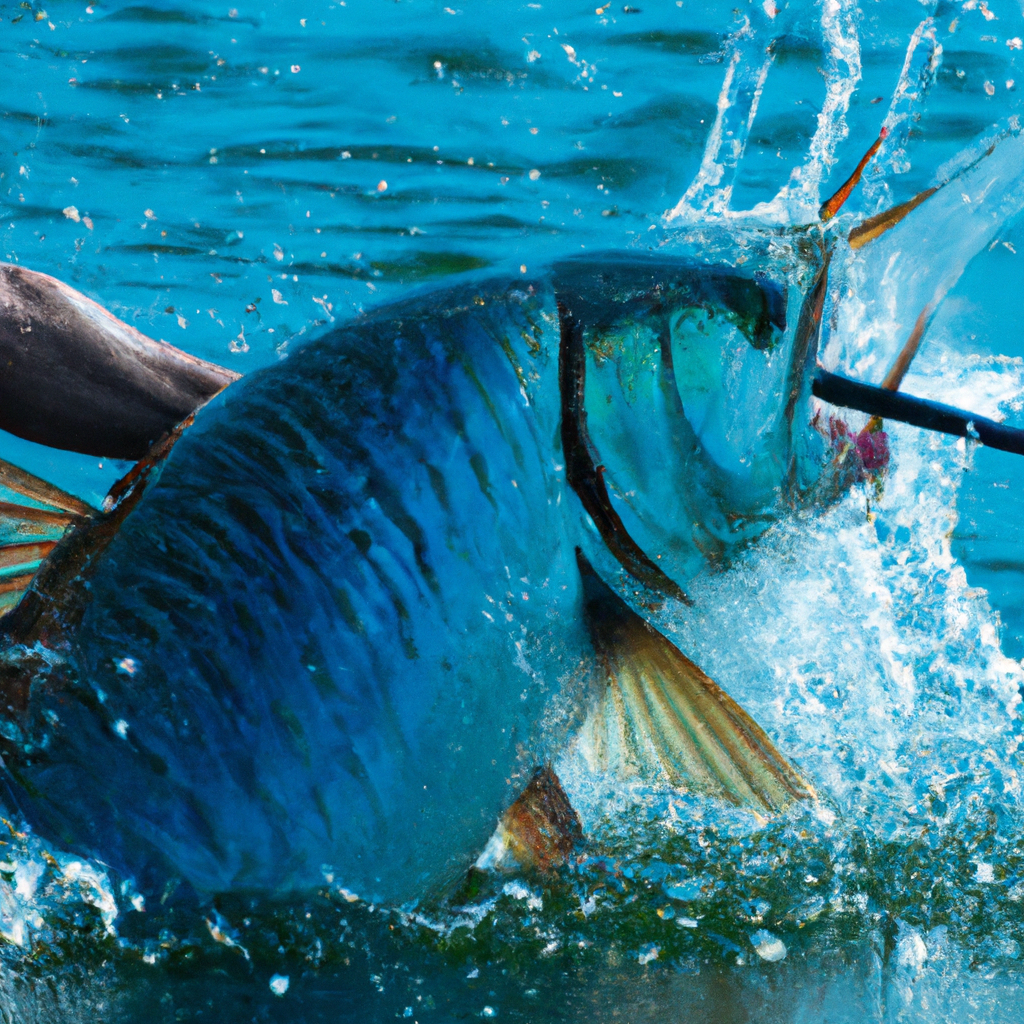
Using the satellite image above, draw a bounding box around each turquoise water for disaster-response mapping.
[5,0,1024,1020]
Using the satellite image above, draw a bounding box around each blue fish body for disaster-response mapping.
[0,252,812,902]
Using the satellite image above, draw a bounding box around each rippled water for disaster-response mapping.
[5,0,1024,1020]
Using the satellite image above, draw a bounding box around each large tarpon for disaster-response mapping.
[0,134,1022,905]
[0,242,830,902]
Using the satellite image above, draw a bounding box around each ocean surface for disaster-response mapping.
[4,0,1024,1020]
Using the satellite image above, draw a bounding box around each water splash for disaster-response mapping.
[764,0,863,222]
[0,823,120,951]
[556,340,1024,837]
[862,15,945,207]
[664,9,777,221]
[666,0,865,226]
[825,118,1024,386]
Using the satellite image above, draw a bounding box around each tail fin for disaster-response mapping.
[575,550,813,815]
[0,262,238,460]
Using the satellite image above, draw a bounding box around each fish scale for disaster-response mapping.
[0,276,591,901]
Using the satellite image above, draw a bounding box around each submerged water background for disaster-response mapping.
[5,0,1024,1020]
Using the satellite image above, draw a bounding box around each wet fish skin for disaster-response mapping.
[2,275,583,902]
[0,254,809,903]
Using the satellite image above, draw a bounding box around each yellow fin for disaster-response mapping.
[575,550,814,815]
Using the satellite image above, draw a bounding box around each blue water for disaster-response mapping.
[5,0,1024,1021]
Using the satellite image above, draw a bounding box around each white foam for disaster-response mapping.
[0,828,120,952]
[559,337,1024,844]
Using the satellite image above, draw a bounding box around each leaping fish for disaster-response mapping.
[0,245,820,902]
[0,56,1022,906]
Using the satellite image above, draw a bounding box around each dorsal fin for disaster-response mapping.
[574,550,813,814]
[0,458,95,619]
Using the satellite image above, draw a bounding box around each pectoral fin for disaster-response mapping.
[574,550,813,815]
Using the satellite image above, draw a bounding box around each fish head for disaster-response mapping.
[553,236,828,590]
